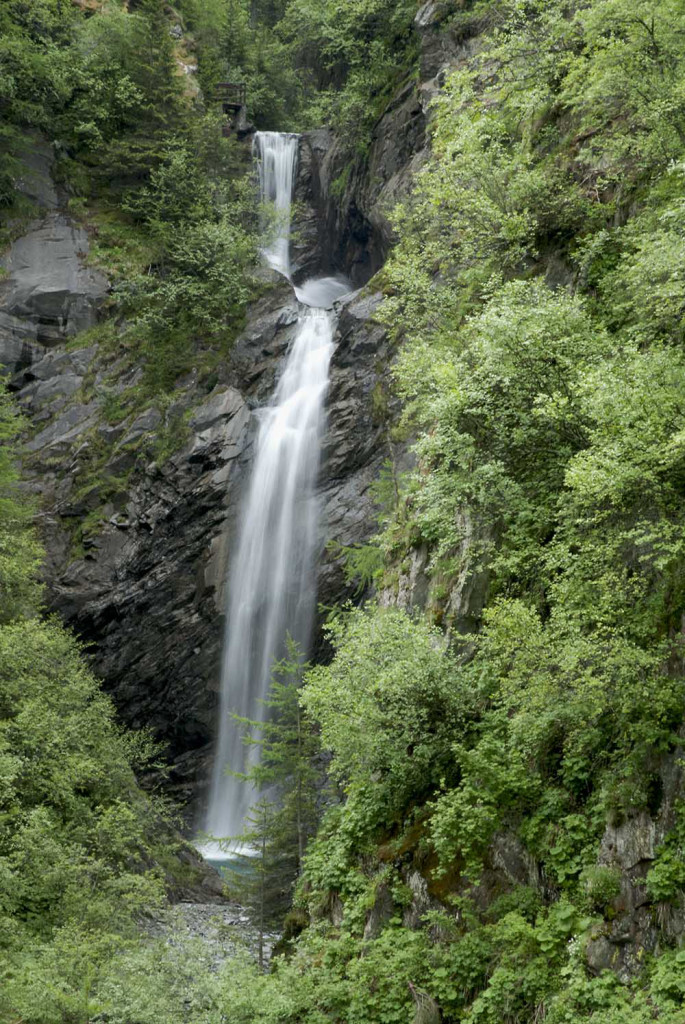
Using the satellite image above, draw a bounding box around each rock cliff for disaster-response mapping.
[0,138,109,374]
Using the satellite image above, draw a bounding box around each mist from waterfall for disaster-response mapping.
[201,132,348,852]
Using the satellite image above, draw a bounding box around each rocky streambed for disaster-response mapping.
[154,900,279,971]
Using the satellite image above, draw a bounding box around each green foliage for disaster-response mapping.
[228,12,308,131]
[0,0,74,204]
[1,1,258,405]
[580,865,622,914]
[0,0,188,206]
[0,388,42,621]
[123,145,215,230]
[278,0,417,144]
[64,0,185,182]
[229,798,293,968]
[389,280,606,594]
[303,607,463,828]
[203,0,418,141]
[329,540,385,595]
[241,642,322,867]
[646,801,685,904]
[83,135,256,394]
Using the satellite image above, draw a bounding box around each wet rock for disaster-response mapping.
[18,371,83,417]
[167,844,227,904]
[296,86,427,286]
[364,882,394,940]
[315,288,397,642]
[292,1,488,289]
[403,870,433,930]
[585,932,620,976]
[16,299,302,815]
[291,129,335,282]
[14,344,97,387]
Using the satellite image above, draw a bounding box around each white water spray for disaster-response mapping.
[201,132,350,853]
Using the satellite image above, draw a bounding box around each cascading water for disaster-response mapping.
[253,131,299,278]
[201,132,350,853]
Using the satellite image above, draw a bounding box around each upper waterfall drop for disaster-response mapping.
[253,131,299,279]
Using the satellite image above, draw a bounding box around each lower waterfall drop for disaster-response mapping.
[201,132,350,854]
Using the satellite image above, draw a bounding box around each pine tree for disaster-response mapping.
[102,0,186,182]
[242,640,321,869]
[229,798,290,969]
[132,0,182,131]
[226,641,322,959]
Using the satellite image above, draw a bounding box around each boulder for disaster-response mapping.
[0,214,109,347]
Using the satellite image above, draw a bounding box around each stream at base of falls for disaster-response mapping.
[198,130,352,862]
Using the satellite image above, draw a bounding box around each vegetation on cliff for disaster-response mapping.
[264,1,685,1020]
[183,0,418,145]
[0,385,214,1020]
[2,0,258,397]
[220,1,685,1022]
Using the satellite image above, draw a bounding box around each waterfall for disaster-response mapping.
[253,131,299,278]
[201,132,350,852]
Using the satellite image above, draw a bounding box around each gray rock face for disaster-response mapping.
[0,215,109,349]
[295,85,427,286]
[19,318,269,803]
[582,743,685,980]
[0,139,107,373]
[0,333,42,376]
[363,883,394,940]
[402,870,434,930]
[415,1,485,83]
[316,289,395,653]
[292,4,484,290]
[153,901,279,969]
